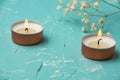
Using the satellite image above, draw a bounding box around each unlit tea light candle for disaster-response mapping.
[82,29,116,60]
[12,19,43,45]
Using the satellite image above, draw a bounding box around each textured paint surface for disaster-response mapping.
[0,0,120,80]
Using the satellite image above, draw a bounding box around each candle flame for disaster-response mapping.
[24,19,29,28]
[97,29,102,37]
[24,19,29,32]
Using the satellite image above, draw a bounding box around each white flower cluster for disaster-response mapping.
[57,0,105,32]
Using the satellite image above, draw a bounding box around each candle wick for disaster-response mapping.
[98,39,102,46]
[25,28,29,32]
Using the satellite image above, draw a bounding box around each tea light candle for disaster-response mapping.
[16,28,36,34]
[82,30,116,60]
[12,19,43,46]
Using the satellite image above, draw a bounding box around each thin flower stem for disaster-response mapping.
[94,8,107,15]
[84,10,104,17]
[57,0,120,32]
[76,8,104,16]
[100,0,120,9]
[85,7,107,17]
[108,10,120,16]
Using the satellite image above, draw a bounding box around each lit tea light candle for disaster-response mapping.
[82,29,116,60]
[12,19,43,46]
[88,29,110,48]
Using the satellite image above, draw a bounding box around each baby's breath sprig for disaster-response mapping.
[57,0,120,33]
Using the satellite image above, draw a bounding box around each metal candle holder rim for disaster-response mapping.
[82,34,116,50]
[11,20,43,35]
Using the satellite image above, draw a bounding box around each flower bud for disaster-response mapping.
[80,6,85,11]
[94,2,99,9]
[82,26,87,32]
[64,8,69,14]
[84,13,88,16]
[98,18,104,24]
[70,5,76,11]
[80,2,87,8]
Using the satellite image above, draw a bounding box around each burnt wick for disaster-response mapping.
[98,39,102,45]
[25,28,29,32]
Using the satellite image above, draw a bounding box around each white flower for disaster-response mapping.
[81,26,87,32]
[67,3,71,8]
[91,23,97,30]
[80,1,87,8]
[72,0,77,5]
[106,32,112,37]
[84,19,90,24]
[82,18,90,24]
[91,23,96,28]
[78,13,82,16]
[94,2,99,9]
[70,5,76,11]
[84,13,88,16]
[59,0,64,3]
[56,6,62,10]
[90,28,94,31]
[80,6,85,11]
[81,18,86,22]
[98,18,104,24]
[64,8,69,14]
[87,3,92,7]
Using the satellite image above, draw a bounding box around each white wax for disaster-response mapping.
[12,21,43,34]
[82,35,116,49]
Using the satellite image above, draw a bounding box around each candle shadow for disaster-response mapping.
[41,36,49,45]
[33,36,49,47]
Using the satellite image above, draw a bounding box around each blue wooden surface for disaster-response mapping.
[0,0,120,80]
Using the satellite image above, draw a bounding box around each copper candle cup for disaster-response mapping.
[12,21,43,46]
[82,34,116,61]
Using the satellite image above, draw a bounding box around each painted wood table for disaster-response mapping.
[0,0,120,80]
